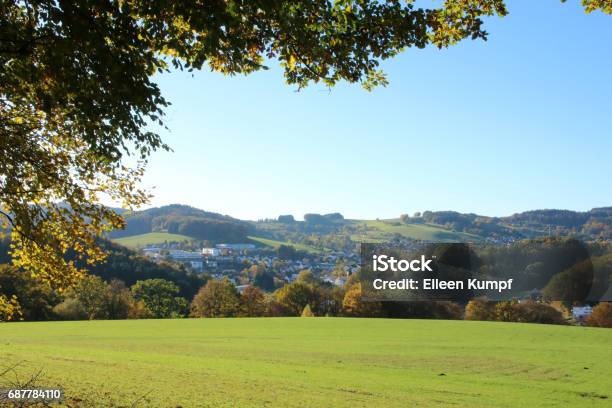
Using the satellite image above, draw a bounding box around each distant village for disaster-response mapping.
[140,242,361,291]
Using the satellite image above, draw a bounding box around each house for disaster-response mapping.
[168,250,205,272]
[572,306,593,322]
[216,243,256,252]
[202,247,221,257]
[142,247,162,261]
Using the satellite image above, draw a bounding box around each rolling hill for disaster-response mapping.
[113,232,195,248]
[247,235,326,254]
[348,219,481,242]
[108,204,253,243]
[107,205,612,251]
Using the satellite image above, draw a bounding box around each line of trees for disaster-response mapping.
[4,262,610,327]
[464,298,566,325]
[399,208,612,240]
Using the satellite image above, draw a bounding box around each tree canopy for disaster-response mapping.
[1,0,610,315]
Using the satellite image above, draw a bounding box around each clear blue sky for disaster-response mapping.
[140,0,612,221]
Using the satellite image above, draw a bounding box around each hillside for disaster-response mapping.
[406,208,612,240]
[1,319,610,407]
[108,204,253,243]
[107,205,612,252]
[0,238,205,300]
[113,232,195,249]
[247,235,326,254]
[349,219,481,242]
[85,240,207,299]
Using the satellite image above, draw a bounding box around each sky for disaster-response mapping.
[138,0,612,221]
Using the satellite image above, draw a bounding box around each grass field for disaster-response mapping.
[1,319,611,407]
[350,220,482,242]
[113,232,194,248]
[248,235,326,254]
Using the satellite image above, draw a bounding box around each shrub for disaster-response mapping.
[265,297,290,317]
[586,302,612,328]
[495,300,518,322]
[512,301,566,325]
[301,304,315,317]
[465,297,496,321]
[274,281,317,316]
[342,284,381,317]
[53,298,87,321]
[494,300,565,325]
[127,299,152,319]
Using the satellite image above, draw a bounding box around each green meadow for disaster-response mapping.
[350,220,481,242]
[113,232,194,248]
[1,318,611,407]
[247,235,326,254]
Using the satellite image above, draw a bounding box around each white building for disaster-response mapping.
[216,243,256,251]
[168,249,203,260]
[168,250,204,272]
[202,248,221,257]
[142,247,162,260]
[572,306,593,322]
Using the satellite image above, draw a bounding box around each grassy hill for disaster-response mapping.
[108,206,612,249]
[248,235,326,254]
[113,232,194,248]
[1,318,610,407]
[350,219,482,242]
[107,205,612,253]
[112,221,478,252]
[109,204,252,242]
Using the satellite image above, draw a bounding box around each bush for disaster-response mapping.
[494,300,565,325]
[495,300,518,322]
[512,301,566,325]
[265,297,290,317]
[342,284,381,317]
[274,281,317,316]
[127,299,152,319]
[53,298,87,321]
[301,304,315,317]
[465,297,496,321]
[586,302,612,328]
